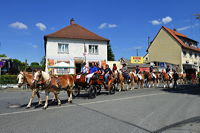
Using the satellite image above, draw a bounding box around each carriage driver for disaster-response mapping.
[81,62,88,74]
[103,64,112,84]
[120,63,130,81]
[86,62,98,83]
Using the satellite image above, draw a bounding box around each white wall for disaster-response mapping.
[45,38,108,74]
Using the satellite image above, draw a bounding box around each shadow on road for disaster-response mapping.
[161,85,200,96]
[153,116,200,133]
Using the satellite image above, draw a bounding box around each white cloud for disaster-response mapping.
[98,23,107,29]
[9,21,28,29]
[98,23,118,29]
[151,20,162,25]
[32,45,38,48]
[177,26,191,31]
[35,22,46,31]
[162,16,172,24]
[108,24,117,28]
[151,16,173,25]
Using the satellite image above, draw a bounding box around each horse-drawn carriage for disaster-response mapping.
[73,73,116,98]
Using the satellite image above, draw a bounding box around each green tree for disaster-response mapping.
[0,54,7,57]
[30,62,41,69]
[12,59,27,72]
[40,56,46,70]
[107,43,115,61]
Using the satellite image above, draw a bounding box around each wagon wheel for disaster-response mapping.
[88,85,97,99]
[96,85,102,95]
[109,83,116,95]
[72,85,80,97]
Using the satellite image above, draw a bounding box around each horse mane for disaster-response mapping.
[41,71,51,81]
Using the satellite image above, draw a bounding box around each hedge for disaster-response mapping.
[0,75,17,84]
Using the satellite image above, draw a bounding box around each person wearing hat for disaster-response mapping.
[120,63,130,81]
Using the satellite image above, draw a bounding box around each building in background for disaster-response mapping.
[44,19,109,75]
[146,26,200,73]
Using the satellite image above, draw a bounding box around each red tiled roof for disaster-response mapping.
[44,24,109,42]
[147,26,200,52]
[163,26,200,52]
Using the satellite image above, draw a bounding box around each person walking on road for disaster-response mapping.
[173,70,179,89]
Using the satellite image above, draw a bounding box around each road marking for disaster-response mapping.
[0,92,167,117]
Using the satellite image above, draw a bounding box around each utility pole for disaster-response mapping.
[148,36,150,47]
[136,49,138,56]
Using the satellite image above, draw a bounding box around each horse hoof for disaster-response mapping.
[68,101,72,104]
[26,106,31,109]
[43,107,47,110]
[58,103,61,106]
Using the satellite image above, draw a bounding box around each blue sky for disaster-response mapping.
[0,0,200,64]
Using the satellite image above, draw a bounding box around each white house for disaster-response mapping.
[44,19,109,75]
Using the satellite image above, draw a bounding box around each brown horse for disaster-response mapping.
[160,71,173,88]
[113,71,124,91]
[17,72,43,108]
[33,71,74,109]
[144,71,160,88]
[113,71,135,91]
[130,71,144,89]
[178,73,187,84]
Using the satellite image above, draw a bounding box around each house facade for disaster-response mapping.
[44,19,109,75]
[146,26,200,73]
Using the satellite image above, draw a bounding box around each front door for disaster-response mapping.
[75,63,82,74]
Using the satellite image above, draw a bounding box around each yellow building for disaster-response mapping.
[145,26,200,72]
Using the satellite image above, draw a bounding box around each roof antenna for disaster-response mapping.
[70,18,75,25]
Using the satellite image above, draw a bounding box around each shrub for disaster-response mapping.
[0,75,17,84]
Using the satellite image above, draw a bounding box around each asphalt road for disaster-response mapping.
[0,86,200,133]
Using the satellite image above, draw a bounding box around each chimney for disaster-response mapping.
[173,28,177,31]
[70,18,75,25]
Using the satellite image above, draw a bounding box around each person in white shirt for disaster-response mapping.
[81,62,88,74]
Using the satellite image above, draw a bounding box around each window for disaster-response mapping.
[89,45,98,54]
[57,68,70,75]
[58,43,69,53]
